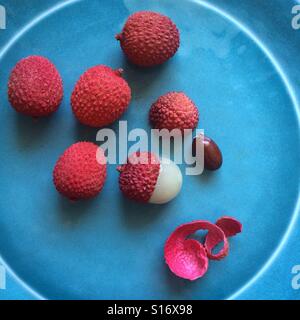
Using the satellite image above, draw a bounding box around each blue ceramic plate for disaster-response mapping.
[0,0,300,299]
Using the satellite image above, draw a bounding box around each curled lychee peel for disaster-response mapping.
[215,216,243,238]
[164,217,242,280]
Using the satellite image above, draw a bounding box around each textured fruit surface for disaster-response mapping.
[117,152,160,203]
[165,221,228,280]
[165,217,242,280]
[71,65,131,127]
[165,231,209,281]
[149,92,199,131]
[53,142,107,200]
[8,56,63,117]
[116,11,180,67]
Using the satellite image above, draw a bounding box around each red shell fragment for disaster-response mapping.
[164,217,242,280]
[165,229,208,280]
[165,220,227,280]
[117,152,161,203]
[215,216,242,237]
[203,223,229,261]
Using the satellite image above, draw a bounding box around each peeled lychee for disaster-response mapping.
[117,151,182,204]
[71,65,131,127]
[53,142,107,200]
[8,55,63,117]
[116,11,180,67]
[149,92,199,131]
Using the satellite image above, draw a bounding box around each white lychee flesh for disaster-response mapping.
[149,157,183,204]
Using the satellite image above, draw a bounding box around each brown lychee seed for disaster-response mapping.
[192,134,223,171]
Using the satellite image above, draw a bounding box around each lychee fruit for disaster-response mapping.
[116,11,180,67]
[53,142,107,200]
[117,151,182,204]
[71,65,131,127]
[8,56,63,117]
[149,92,199,131]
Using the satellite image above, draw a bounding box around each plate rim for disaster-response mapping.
[0,0,299,300]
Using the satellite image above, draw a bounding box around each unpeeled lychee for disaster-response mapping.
[53,142,107,200]
[149,92,199,131]
[71,65,131,127]
[116,11,180,67]
[117,152,182,204]
[8,56,63,117]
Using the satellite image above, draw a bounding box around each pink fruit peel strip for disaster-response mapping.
[215,216,242,237]
[164,217,242,280]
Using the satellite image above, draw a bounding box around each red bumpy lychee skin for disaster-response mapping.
[117,152,160,202]
[164,217,242,280]
[53,142,107,200]
[116,11,180,67]
[149,92,199,131]
[71,65,131,127]
[8,56,63,117]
